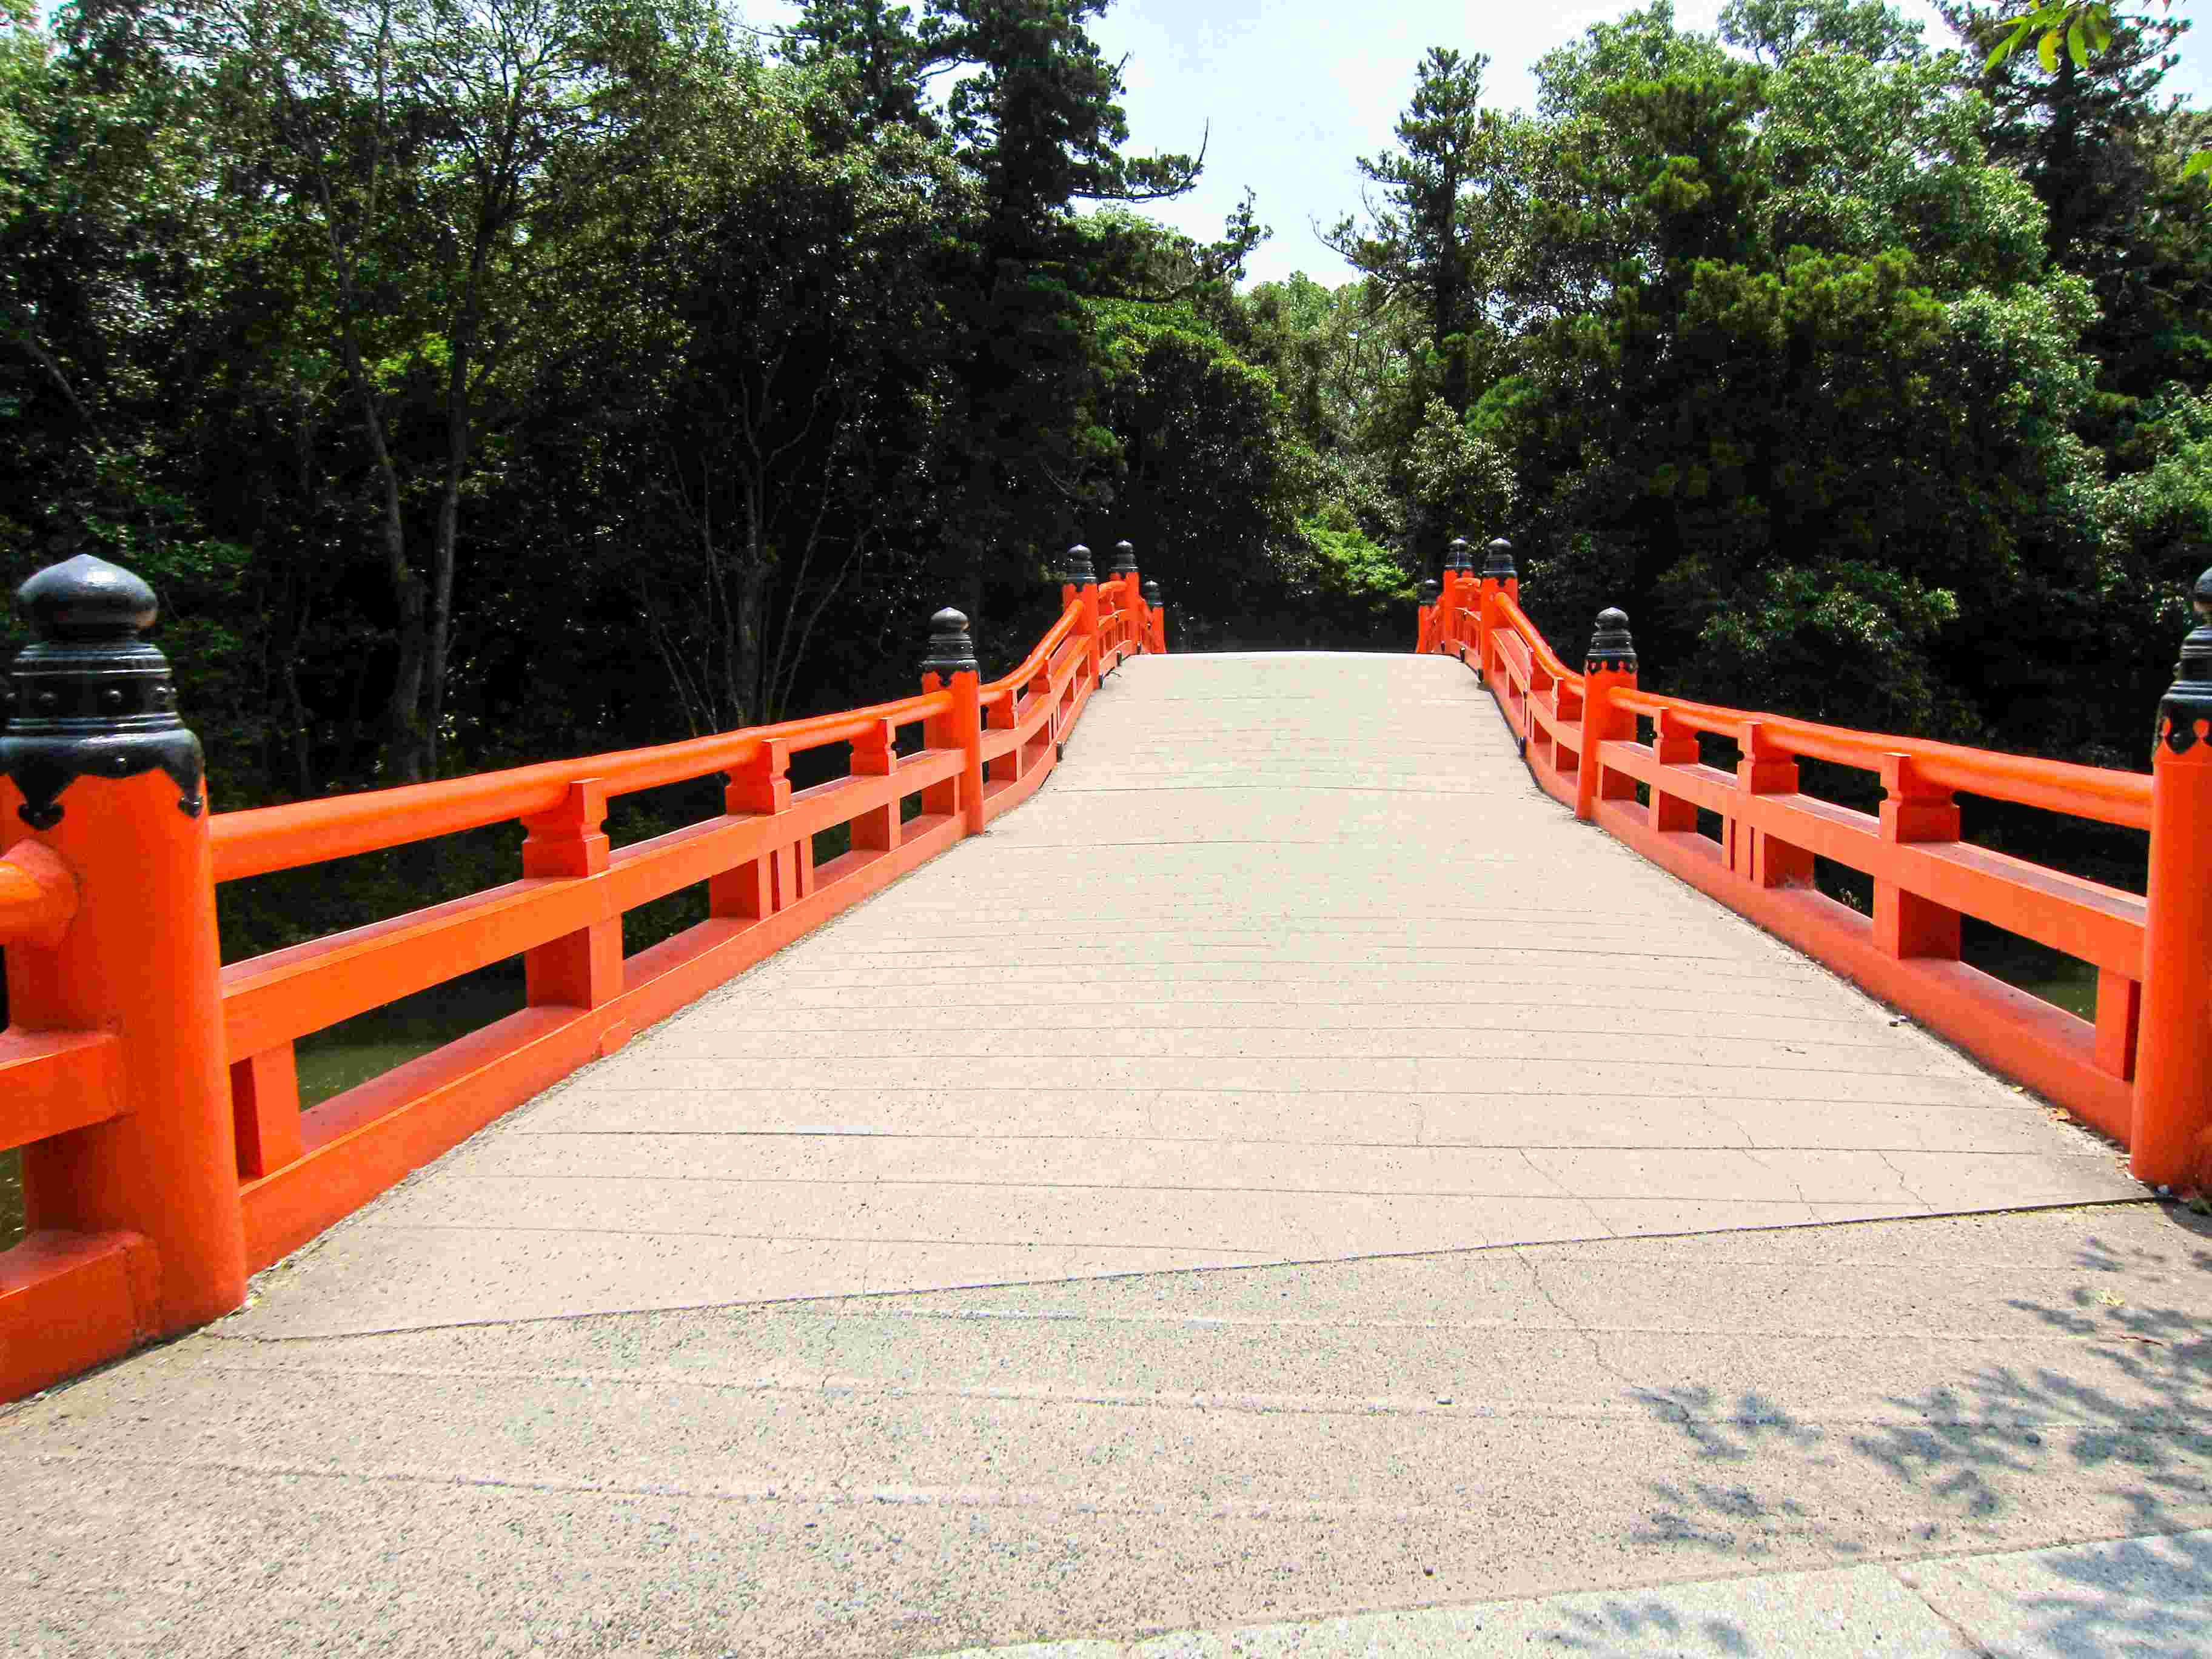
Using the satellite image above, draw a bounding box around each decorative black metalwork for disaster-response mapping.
[2157,564,2212,754]
[1445,538,1472,575]
[1419,578,1441,603]
[1,552,204,828]
[1586,606,1637,675]
[1142,579,1162,606]
[919,606,979,677]
[1064,543,1097,587]
[1108,541,1139,579]
[1483,538,1518,582]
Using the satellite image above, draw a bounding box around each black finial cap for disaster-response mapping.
[3,550,204,826]
[919,606,979,677]
[1064,543,1096,586]
[1142,579,1161,605]
[1446,538,1471,574]
[1586,606,1637,673]
[1108,540,1139,578]
[1419,578,1440,603]
[1483,538,1518,581]
[2160,565,2212,753]
[18,552,159,642]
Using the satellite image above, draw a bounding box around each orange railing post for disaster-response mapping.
[521,779,620,1011]
[1575,609,1638,823]
[2133,567,2212,1188]
[0,553,247,1331]
[1144,580,1168,653]
[1067,544,1102,686]
[921,607,986,836]
[1109,542,1141,655]
[1416,578,1439,653]
[1478,538,1517,689]
[1440,538,1469,656]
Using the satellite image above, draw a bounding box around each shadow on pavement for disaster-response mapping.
[1555,1207,2212,1657]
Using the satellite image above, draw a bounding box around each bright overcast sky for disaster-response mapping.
[739,0,2212,289]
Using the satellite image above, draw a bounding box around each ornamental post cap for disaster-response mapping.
[1482,538,1518,580]
[1446,537,1471,574]
[1108,540,1139,577]
[1064,543,1097,585]
[1419,578,1441,602]
[3,549,204,826]
[2194,564,2212,618]
[1587,605,1637,672]
[919,606,979,677]
[1142,578,1162,605]
[18,552,159,642]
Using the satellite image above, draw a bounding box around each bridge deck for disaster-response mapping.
[10,652,2203,1659]
[232,651,2133,1339]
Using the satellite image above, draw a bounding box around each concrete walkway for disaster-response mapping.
[7,652,2204,1658]
[239,652,2133,1336]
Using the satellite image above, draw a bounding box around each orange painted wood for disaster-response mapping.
[0,1028,121,1154]
[0,841,78,949]
[210,690,956,883]
[1443,591,2156,1153]
[2096,970,2141,1082]
[221,757,967,1059]
[522,780,620,1011]
[2133,729,2212,1184]
[3,771,247,1332]
[1596,740,2147,977]
[0,1228,156,1401]
[239,811,969,1270]
[229,1043,303,1179]
[1594,794,2134,1143]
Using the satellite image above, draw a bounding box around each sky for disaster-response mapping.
[738,0,2212,289]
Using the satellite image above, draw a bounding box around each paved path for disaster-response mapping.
[239,652,2133,1336]
[8,652,2204,1658]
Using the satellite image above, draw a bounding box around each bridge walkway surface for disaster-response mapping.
[5,652,2210,1656]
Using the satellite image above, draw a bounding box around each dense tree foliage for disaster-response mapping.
[1309,0,2212,779]
[4,0,2210,885]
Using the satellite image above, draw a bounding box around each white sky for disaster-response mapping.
[741,0,2212,289]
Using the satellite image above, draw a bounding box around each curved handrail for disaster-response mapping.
[982,602,1083,705]
[1495,594,1583,690]
[1611,686,2149,830]
[212,689,956,883]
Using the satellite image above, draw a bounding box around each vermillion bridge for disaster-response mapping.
[2,540,2210,1654]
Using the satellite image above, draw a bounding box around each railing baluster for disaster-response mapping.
[1874,754,1960,962]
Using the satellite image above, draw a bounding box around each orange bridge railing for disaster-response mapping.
[1417,538,2212,1193]
[0,540,1166,1399]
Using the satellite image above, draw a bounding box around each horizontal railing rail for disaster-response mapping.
[0,539,1170,1401]
[1417,537,2212,1191]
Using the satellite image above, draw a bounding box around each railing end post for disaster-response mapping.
[2134,563,2212,1188]
[2,546,246,1333]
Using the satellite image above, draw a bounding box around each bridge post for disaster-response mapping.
[1065,544,1101,688]
[1416,580,1439,654]
[2133,566,2212,1188]
[920,607,985,836]
[0,552,248,1330]
[1144,580,1167,654]
[1577,609,1638,823]
[1110,542,1141,656]
[1440,539,1470,656]
[1478,538,1518,688]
